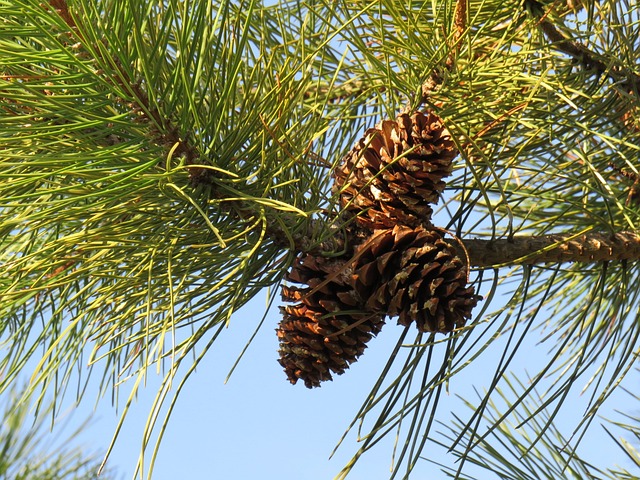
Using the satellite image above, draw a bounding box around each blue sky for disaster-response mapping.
[50,288,636,480]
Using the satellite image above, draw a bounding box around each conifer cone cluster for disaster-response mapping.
[333,112,457,230]
[277,254,385,388]
[277,110,481,388]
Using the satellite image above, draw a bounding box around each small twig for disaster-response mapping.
[420,0,468,105]
[301,81,375,104]
[473,103,528,139]
[607,162,640,206]
[530,2,640,92]
[420,70,445,104]
[446,0,468,69]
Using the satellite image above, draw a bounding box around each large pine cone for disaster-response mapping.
[333,111,457,230]
[353,226,480,333]
[277,254,385,388]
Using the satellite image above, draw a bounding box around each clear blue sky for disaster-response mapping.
[49,289,635,480]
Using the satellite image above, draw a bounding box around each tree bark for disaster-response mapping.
[463,231,640,267]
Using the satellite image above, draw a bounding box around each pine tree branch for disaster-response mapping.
[46,0,209,183]
[43,0,318,251]
[301,80,374,104]
[463,231,640,267]
[43,1,640,270]
[308,226,640,268]
[529,0,640,92]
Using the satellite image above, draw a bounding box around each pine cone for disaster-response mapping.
[333,111,457,230]
[277,254,385,388]
[352,225,480,333]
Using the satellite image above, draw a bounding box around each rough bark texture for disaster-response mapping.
[464,231,640,267]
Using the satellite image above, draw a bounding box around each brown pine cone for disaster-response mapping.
[333,111,457,230]
[352,225,480,333]
[277,226,481,387]
[276,254,385,388]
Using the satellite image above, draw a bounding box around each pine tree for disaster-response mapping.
[1,0,639,478]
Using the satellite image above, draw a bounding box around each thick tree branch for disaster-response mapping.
[463,231,640,267]
[309,228,640,268]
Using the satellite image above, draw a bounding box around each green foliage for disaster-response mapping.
[435,374,640,479]
[2,0,640,478]
[317,1,640,477]
[0,388,116,480]
[1,0,369,473]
